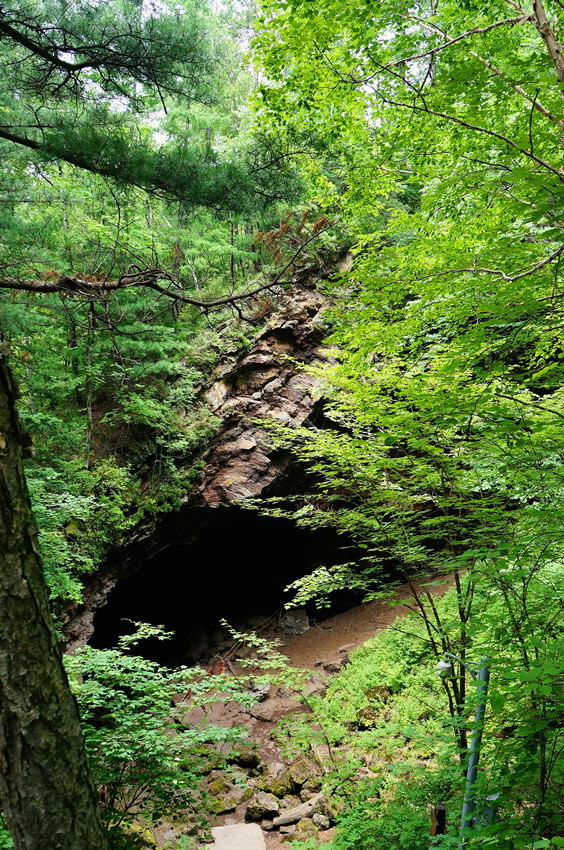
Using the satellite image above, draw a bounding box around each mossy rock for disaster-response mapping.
[231,743,261,769]
[246,791,280,821]
[266,770,296,798]
[302,776,323,795]
[294,819,320,842]
[241,786,256,804]
[312,794,339,822]
[366,685,392,703]
[356,705,380,729]
[209,774,233,797]
[120,824,157,849]
[281,825,296,843]
[218,789,253,812]
[208,771,253,814]
[288,752,324,786]
[208,793,240,815]
[313,812,331,830]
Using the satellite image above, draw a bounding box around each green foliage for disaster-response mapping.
[251,1,564,842]
[269,593,462,846]
[0,817,12,849]
[0,0,309,612]
[220,619,308,688]
[64,623,253,837]
[0,0,301,209]
[271,579,564,848]
[0,171,287,606]
[25,459,137,604]
[329,776,445,850]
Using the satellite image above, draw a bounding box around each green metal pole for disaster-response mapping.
[459,658,490,848]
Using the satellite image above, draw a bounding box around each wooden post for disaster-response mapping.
[430,805,446,844]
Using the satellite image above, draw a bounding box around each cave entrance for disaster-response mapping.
[90,507,364,666]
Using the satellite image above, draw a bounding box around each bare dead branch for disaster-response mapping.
[0,226,332,311]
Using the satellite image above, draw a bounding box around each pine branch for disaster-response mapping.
[0,227,331,311]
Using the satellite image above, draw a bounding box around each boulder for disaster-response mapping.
[280,825,296,839]
[245,792,280,822]
[300,782,321,802]
[294,819,320,842]
[312,794,338,822]
[288,752,324,786]
[280,823,296,835]
[276,609,310,635]
[266,762,286,780]
[208,772,233,797]
[323,660,346,674]
[366,685,392,702]
[265,769,296,798]
[357,705,380,729]
[246,681,271,702]
[231,743,261,769]
[250,701,277,722]
[208,771,252,814]
[313,813,331,830]
[120,824,157,849]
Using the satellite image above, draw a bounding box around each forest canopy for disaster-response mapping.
[0,1,308,847]
[249,0,564,846]
[4,0,564,847]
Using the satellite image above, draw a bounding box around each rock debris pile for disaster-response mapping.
[206,746,337,845]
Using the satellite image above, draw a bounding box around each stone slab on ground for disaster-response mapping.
[210,823,266,850]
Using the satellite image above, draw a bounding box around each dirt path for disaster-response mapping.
[195,575,454,850]
[278,576,452,670]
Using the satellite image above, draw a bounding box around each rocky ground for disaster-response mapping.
[153,576,453,849]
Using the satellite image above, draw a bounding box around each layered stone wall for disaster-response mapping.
[64,288,329,650]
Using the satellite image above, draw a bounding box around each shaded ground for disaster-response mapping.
[175,575,454,850]
[278,577,450,671]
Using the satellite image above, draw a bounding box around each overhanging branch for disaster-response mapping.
[411,244,564,285]
[0,227,331,310]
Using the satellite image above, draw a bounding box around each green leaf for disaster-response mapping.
[490,691,504,713]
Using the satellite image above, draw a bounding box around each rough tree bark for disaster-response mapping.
[0,344,108,849]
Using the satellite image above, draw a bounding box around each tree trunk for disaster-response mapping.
[84,304,94,469]
[0,343,108,850]
[229,214,235,290]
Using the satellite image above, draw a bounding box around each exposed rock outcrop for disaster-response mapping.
[64,288,329,650]
[195,289,326,505]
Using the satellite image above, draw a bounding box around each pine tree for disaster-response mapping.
[0,0,298,846]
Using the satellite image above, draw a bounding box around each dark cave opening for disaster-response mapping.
[90,507,367,666]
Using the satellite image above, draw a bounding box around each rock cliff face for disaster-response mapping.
[195,289,326,506]
[64,287,329,650]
